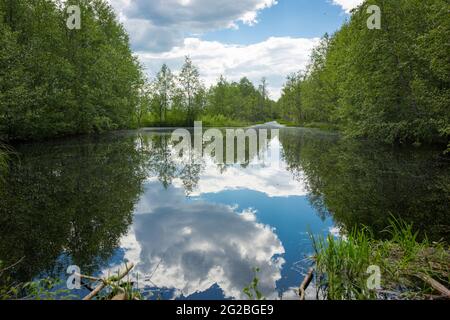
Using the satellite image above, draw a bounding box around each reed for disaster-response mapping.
[310,219,450,300]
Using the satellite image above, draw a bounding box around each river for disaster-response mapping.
[0,127,448,299]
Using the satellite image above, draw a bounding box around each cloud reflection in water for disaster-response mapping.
[118,179,285,299]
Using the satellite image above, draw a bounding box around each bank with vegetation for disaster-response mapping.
[0,0,449,301]
[311,219,449,300]
[277,0,449,151]
[0,0,144,141]
[0,0,276,141]
[1,0,449,151]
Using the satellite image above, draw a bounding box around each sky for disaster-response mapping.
[108,0,364,99]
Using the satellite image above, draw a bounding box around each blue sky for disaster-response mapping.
[202,0,349,44]
[109,0,363,99]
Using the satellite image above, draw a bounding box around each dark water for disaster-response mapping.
[0,128,449,299]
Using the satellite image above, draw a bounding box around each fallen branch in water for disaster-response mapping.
[299,268,314,300]
[415,273,450,299]
[82,262,135,300]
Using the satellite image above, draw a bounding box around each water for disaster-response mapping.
[0,128,448,299]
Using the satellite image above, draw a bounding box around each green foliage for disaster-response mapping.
[140,62,278,127]
[19,278,75,300]
[178,57,205,124]
[279,129,450,242]
[277,72,304,123]
[1,258,75,300]
[278,0,450,149]
[0,134,146,284]
[311,227,376,300]
[311,219,450,300]
[205,76,276,124]
[0,0,143,140]
[0,143,9,181]
[139,56,208,127]
[200,114,252,127]
[92,266,143,300]
[243,267,265,300]
[149,64,176,126]
[140,109,195,127]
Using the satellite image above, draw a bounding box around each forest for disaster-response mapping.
[137,62,277,128]
[278,0,450,147]
[0,0,449,150]
[0,0,143,141]
[0,0,449,301]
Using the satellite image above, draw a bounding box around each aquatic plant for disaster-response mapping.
[243,267,265,300]
[0,258,74,300]
[311,219,450,300]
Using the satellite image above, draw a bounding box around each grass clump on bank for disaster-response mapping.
[200,114,255,127]
[311,219,450,300]
[139,112,256,128]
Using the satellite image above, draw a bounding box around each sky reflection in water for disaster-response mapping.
[4,128,446,299]
[106,132,333,300]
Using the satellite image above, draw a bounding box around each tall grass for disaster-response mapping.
[311,227,377,300]
[200,114,254,127]
[139,112,259,128]
[139,111,191,127]
[311,219,449,300]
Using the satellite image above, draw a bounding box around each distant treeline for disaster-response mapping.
[0,0,276,140]
[139,61,277,128]
[278,0,449,147]
[0,0,143,140]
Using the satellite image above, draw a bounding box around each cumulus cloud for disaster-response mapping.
[138,37,319,99]
[114,181,285,299]
[105,0,319,98]
[170,135,309,197]
[109,0,277,51]
[331,0,364,13]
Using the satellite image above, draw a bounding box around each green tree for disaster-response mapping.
[277,72,304,123]
[0,134,146,283]
[279,129,450,242]
[153,64,176,124]
[178,56,204,124]
[279,0,449,149]
[0,0,144,140]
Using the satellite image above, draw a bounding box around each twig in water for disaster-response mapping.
[415,273,450,299]
[82,263,135,300]
[299,268,314,300]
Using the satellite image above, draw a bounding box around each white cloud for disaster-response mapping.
[331,0,364,13]
[170,135,309,197]
[180,163,307,197]
[138,37,319,100]
[109,0,277,51]
[110,181,285,299]
[106,0,319,99]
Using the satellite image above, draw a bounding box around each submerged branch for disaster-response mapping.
[414,273,450,299]
[299,268,314,300]
[83,262,135,301]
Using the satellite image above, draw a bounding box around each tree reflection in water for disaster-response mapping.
[1,128,448,297]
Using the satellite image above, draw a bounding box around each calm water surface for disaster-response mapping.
[1,128,448,299]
